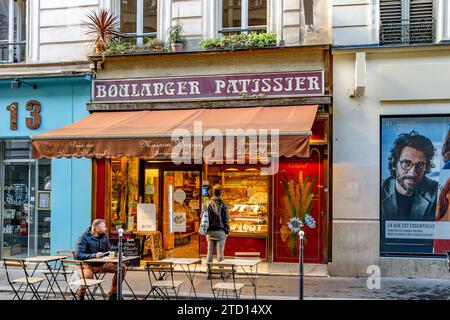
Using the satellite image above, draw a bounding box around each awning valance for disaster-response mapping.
[31,105,318,159]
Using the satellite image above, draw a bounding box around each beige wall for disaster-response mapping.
[96,47,327,80]
[330,47,450,276]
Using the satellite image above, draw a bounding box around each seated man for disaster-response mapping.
[75,219,126,300]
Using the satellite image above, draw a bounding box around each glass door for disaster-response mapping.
[162,169,201,258]
[2,158,31,257]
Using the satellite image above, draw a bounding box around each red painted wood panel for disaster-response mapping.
[273,152,325,263]
[96,159,106,219]
[199,235,267,259]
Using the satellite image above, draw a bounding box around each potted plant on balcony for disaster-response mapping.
[85,9,120,54]
[168,21,186,52]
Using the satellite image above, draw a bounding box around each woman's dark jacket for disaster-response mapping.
[206,196,230,234]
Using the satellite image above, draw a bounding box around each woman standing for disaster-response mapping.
[205,186,230,265]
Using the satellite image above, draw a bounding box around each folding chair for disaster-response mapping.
[42,249,77,299]
[2,258,46,300]
[207,263,245,300]
[60,259,105,300]
[144,261,184,300]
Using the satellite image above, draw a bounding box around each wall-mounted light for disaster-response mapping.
[11,79,37,90]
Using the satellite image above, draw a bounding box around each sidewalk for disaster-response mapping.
[1,266,450,300]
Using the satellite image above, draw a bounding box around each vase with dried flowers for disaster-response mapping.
[85,9,120,54]
[281,171,317,254]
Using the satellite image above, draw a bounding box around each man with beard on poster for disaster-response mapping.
[381,131,438,253]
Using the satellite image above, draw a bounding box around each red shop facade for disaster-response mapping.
[32,47,332,264]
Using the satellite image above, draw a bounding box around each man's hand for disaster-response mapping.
[95,252,104,258]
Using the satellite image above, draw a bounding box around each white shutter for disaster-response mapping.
[409,0,434,43]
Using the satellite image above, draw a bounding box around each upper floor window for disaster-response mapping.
[379,0,434,45]
[118,0,157,44]
[221,0,267,34]
[0,0,26,64]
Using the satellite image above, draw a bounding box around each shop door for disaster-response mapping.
[273,147,326,263]
[162,169,202,258]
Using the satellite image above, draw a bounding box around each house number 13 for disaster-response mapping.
[6,100,42,130]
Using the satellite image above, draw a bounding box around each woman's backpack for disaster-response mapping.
[199,208,209,235]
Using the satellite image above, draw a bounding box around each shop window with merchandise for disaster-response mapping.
[1,140,51,257]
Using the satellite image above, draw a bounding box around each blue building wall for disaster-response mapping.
[0,76,92,254]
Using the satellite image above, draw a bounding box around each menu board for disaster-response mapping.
[109,238,141,267]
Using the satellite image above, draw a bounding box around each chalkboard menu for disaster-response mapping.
[109,238,141,267]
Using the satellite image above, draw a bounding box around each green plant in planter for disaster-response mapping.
[200,38,222,50]
[248,32,277,48]
[104,39,132,55]
[112,220,126,230]
[168,21,186,51]
[145,38,166,51]
[221,34,248,50]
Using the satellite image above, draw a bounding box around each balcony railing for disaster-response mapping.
[0,41,26,64]
[380,19,435,46]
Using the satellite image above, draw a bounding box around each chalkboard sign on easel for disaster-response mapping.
[110,238,141,267]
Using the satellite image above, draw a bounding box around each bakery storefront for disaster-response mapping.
[32,48,332,264]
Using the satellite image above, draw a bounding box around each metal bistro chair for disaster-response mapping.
[207,262,245,300]
[42,249,77,300]
[144,261,184,300]
[2,257,46,300]
[60,259,105,300]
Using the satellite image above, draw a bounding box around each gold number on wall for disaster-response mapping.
[26,100,42,130]
[6,102,18,130]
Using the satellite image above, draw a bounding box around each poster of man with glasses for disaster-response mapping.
[381,116,450,254]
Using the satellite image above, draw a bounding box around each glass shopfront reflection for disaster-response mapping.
[1,140,52,257]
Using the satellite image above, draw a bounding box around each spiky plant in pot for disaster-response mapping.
[85,9,120,54]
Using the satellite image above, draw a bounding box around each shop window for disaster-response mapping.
[0,0,26,63]
[207,165,269,237]
[1,140,51,257]
[118,0,158,45]
[221,0,267,34]
[111,157,139,234]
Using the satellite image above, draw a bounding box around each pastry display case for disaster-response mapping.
[208,166,270,238]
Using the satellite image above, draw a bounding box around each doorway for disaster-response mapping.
[141,163,202,259]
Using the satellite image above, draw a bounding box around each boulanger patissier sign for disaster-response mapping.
[92,71,324,103]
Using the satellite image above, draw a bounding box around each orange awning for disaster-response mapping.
[31,105,318,159]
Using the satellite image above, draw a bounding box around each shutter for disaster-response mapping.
[409,0,434,43]
[380,0,403,44]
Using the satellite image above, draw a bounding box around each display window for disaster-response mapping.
[206,165,269,237]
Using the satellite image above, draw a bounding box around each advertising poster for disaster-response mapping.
[381,116,450,255]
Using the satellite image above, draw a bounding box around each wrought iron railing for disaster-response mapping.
[380,19,435,45]
[0,41,26,64]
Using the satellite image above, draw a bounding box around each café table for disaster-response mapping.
[218,259,263,299]
[85,255,140,300]
[24,255,68,299]
[160,257,202,299]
